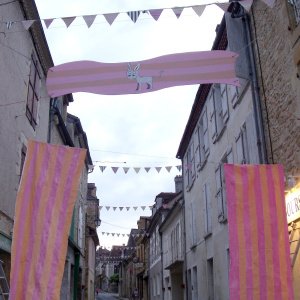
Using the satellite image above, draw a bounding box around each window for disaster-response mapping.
[184,143,195,188]
[192,266,198,300]
[203,183,212,235]
[287,0,300,28]
[26,54,41,129]
[190,201,197,247]
[196,109,209,169]
[20,144,27,179]
[236,123,249,164]
[215,149,233,222]
[207,258,214,300]
[210,84,228,143]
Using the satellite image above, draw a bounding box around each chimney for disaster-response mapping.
[174,175,183,193]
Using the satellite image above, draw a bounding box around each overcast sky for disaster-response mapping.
[35,0,224,249]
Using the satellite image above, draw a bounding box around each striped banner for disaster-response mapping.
[10,141,86,300]
[46,51,239,97]
[224,164,294,300]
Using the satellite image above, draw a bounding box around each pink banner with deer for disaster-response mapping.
[46,51,239,97]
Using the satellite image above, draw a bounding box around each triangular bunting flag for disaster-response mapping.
[149,9,163,21]
[176,165,182,172]
[117,233,120,237]
[155,167,162,173]
[103,13,118,25]
[123,167,129,174]
[62,16,76,28]
[127,11,141,23]
[44,18,54,28]
[144,167,151,173]
[106,233,110,236]
[149,205,153,210]
[83,14,97,28]
[134,168,141,174]
[127,234,130,237]
[141,206,146,211]
[216,2,230,11]
[192,5,205,17]
[166,166,172,172]
[126,207,130,211]
[113,207,117,211]
[100,166,106,172]
[172,7,184,18]
[122,234,125,237]
[99,206,103,210]
[112,167,119,173]
[105,206,110,211]
[102,232,105,235]
[133,206,138,211]
[22,20,35,31]
[119,207,124,211]
[112,233,115,236]
[240,0,254,11]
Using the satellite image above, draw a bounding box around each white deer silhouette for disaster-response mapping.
[127,63,153,91]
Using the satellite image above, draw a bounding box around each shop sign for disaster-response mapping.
[286,185,300,223]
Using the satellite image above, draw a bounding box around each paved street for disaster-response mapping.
[95,292,119,300]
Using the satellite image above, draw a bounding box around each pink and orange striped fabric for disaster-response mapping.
[224,164,294,300]
[46,51,239,97]
[10,141,86,300]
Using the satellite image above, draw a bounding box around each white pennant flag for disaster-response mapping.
[112,233,115,236]
[112,167,119,173]
[99,206,103,211]
[127,234,130,237]
[106,232,110,236]
[22,20,35,31]
[83,15,97,28]
[155,167,162,173]
[192,5,205,17]
[216,2,230,11]
[126,207,130,211]
[133,206,138,211]
[62,16,76,28]
[123,167,129,174]
[240,0,254,11]
[103,13,118,25]
[102,232,105,235]
[119,207,124,211]
[100,166,106,172]
[134,167,141,174]
[117,233,120,237]
[166,166,172,172]
[122,234,125,237]
[105,206,110,211]
[141,206,146,211]
[144,167,151,173]
[176,165,182,172]
[43,18,54,28]
[113,207,117,211]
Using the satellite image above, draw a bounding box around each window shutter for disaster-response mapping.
[236,132,244,164]
[210,92,217,142]
[203,109,209,156]
[215,165,224,221]
[221,84,229,123]
[245,113,259,163]
[203,183,212,234]
[195,130,201,168]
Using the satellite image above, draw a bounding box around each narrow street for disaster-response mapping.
[96,291,119,300]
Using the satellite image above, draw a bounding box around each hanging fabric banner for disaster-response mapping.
[9,141,86,300]
[46,50,239,97]
[224,164,294,300]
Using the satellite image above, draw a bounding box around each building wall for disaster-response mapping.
[250,1,300,297]
[183,78,260,299]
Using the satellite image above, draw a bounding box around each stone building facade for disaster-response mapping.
[249,0,300,297]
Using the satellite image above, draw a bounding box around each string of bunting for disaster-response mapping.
[0,0,258,31]
[100,205,153,211]
[99,165,182,174]
[101,232,146,238]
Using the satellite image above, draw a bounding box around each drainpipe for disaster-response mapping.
[74,251,80,300]
[231,3,268,163]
